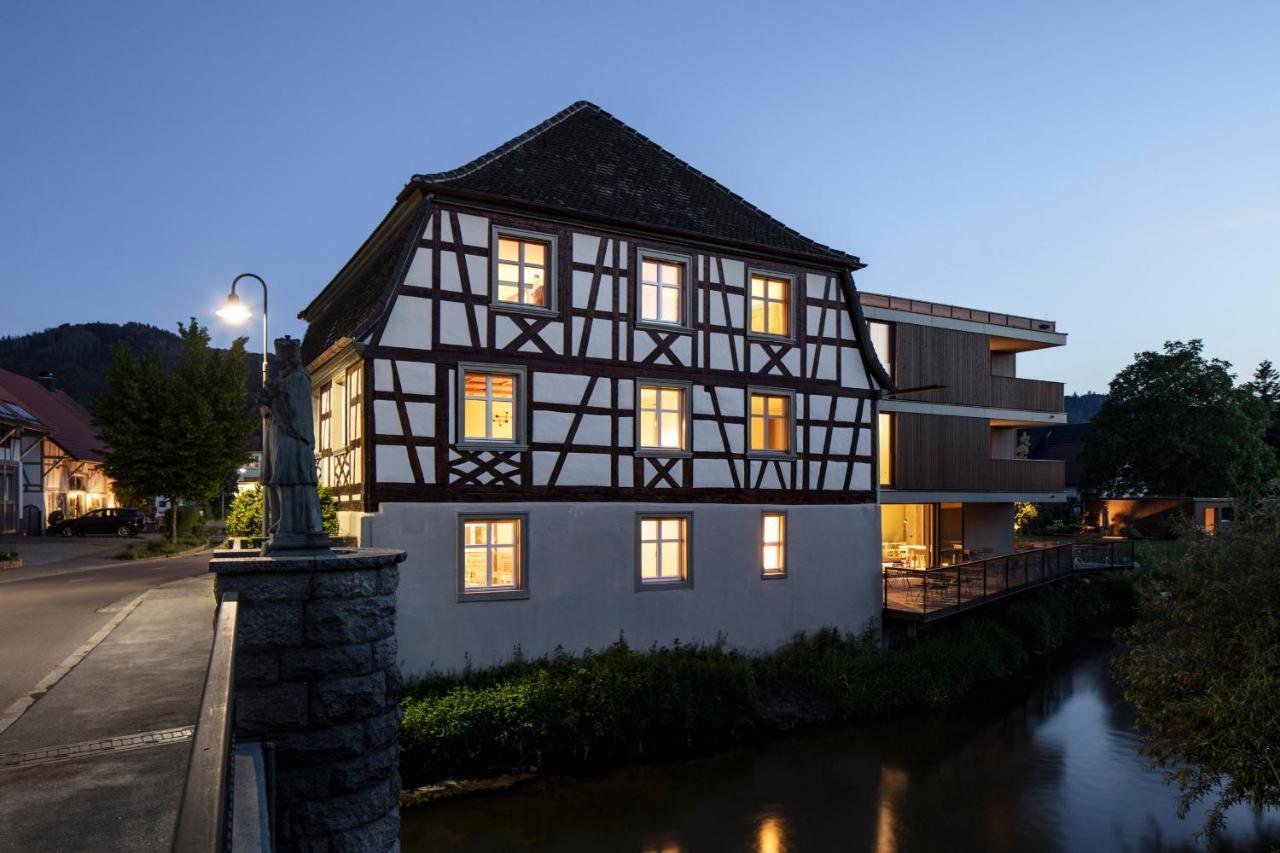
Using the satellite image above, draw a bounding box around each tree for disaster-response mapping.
[1243,360,1280,463]
[1080,340,1277,497]
[94,319,256,543]
[1114,491,1280,838]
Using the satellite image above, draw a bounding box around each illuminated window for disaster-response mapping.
[878,411,893,487]
[868,321,893,379]
[749,273,791,338]
[762,512,786,577]
[458,366,525,447]
[346,365,363,443]
[318,384,332,451]
[637,515,689,587]
[749,391,792,456]
[491,227,556,312]
[639,252,689,326]
[459,517,526,597]
[637,383,687,452]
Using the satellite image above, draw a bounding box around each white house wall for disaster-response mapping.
[371,501,882,673]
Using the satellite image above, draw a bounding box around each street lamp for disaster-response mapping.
[218,273,269,539]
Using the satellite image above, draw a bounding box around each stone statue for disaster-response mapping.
[260,336,332,553]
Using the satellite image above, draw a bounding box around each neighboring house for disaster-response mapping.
[0,393,48,536]
[299,101,890,672]
[860,292,1068,569]
[0,369,116,531]
[1085,497,1233,538]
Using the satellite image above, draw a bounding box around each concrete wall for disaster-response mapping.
[365,501,882,674]
[964,502,1014,555]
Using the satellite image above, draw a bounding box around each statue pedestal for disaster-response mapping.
[210,547,407,853]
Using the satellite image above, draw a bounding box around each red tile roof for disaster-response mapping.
[0,369,107,461]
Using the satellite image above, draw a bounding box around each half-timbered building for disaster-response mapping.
[299,102,892,671]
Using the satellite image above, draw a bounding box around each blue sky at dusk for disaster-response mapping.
[3,2,1277,393]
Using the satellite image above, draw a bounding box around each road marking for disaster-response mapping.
[0,726,193,771]
[0,591,150,737]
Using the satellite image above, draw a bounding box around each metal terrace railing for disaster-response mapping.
[882,540,1137,621]
[173,592,238,853]
[1070,539,1137,573]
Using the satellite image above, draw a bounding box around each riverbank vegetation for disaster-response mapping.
[400,572,1142,787]
[1114,490,1280,839]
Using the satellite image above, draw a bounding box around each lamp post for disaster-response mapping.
[217,273,269,538]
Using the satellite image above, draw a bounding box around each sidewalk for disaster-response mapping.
[0,574,215,852]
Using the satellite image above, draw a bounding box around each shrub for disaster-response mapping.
[225,486,262,538]
[226,484,340,538]
[400,575,1142,786]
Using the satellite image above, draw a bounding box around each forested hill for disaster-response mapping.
[0,322,266,405]
[1065,392,1107,423]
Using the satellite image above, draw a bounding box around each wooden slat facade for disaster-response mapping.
[890,325,1064,413]
[890,412,1064,493]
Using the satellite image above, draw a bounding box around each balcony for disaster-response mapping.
[988,375,1064,413]
[988,458,1065,493]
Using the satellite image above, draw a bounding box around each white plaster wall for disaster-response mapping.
[380,296,430,350]
[370,501,882,674]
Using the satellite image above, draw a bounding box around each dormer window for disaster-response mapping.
[491,227,556,313]
[638,250,691,328]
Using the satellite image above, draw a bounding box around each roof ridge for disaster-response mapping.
[413,100,597,184]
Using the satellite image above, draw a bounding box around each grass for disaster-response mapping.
[116,534,209,560]
[399,572,1144,787]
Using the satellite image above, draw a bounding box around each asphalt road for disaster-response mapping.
[0,552,210,715]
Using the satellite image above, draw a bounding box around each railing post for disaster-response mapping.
[956,567,962,608]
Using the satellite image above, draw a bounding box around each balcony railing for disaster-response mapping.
[882,541,1135,620]
[988,375,1064,413]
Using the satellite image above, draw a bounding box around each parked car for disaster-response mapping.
[48,508,147,537]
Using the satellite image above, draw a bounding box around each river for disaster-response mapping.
[400,643,1280,852]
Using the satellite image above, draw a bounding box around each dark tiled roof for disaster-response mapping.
[0,369,106,461]
[300,216,416,366]
[413,101,860,265]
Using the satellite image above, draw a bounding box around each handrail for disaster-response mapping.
[173,592,239,853]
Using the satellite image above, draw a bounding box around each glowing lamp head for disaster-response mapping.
[216,292,252,325]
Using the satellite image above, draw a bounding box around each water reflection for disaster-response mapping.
[756,814,785,853]
[400,644,1280,852]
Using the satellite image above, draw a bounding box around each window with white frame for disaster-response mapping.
[318,384,332,451]
[762,513,786,576]
[749,273,791,338]
[749,391,792,455]
[638,516,688,584]
[460,369,521,445]
[637,383,687,451]
[494,231,553,309]
[461,517,522,592]
[346,365,363,444]
[639,255,687,325]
